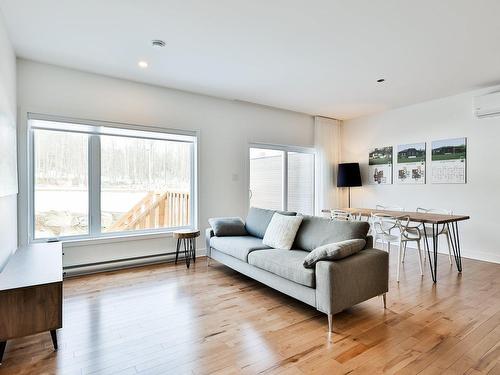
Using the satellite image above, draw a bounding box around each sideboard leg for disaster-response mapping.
[383,293,387,308]
[50,330,58,350]
[0,341,6,364]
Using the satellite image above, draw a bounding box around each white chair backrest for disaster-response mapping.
[371,213,397,235]
[330,209,350,221]
[376,205,405,212]
[395,216,421,240]
[416,207,452,215]
[350,212,364,221]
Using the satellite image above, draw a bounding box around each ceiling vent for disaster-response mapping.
[151,40,166,48]
[474,91,500,119]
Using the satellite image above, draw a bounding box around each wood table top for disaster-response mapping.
[0,242,63,291]
[322,208,470,224]
[173,230,201,239]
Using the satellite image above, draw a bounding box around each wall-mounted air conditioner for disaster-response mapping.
[474,91,500,119]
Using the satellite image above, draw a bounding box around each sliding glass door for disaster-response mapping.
[249,148,283,210]
[287,151,315,214]
[249,145,315,214]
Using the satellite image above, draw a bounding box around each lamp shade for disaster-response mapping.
[337,163,362,187]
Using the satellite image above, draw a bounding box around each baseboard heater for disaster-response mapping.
[63,249,205,277]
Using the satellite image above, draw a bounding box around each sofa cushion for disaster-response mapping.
[208,217,248,236]
[245,207,296,239]
[248,249,315,288]
[262,213,303,250]
[210,236,270,262]
[293,216,370,252]
[303,239,367,268]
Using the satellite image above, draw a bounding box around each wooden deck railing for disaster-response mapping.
[107,191,190,232]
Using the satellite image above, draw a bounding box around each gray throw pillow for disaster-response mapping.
[303,239,366,268]
[208,217,248,237]
[293,215,370,251]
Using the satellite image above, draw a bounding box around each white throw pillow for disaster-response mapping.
[262,213,303,250]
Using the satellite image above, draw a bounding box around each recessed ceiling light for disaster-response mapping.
[377,78,385,83]
[138,61,148,68]
[151,39,166,48]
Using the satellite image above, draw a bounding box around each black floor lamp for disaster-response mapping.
[337,163,362,208]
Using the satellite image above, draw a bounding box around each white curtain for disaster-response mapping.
[314,116,342,215]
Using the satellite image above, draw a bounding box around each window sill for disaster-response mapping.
[61,231,179,248]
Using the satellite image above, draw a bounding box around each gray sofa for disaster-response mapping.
[206,207,389,332]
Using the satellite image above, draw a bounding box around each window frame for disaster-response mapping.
[28,113,198,243]
[248,142,316,213]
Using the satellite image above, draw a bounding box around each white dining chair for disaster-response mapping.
[371,214,424,282]
[349,212,364,221]
[371,213,399,253]
[396,216,424,282]
[415,207,453,265]
[330,209,351,221]
[370,205,404,242]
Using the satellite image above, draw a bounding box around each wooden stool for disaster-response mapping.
[173,230,200,268]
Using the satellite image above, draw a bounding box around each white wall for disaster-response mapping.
[342,87,500,264]
[0,12,17,271]
[16,59,314,270]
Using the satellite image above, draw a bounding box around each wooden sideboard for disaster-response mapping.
[0,242,63,364]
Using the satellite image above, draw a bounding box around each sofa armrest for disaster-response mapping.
[315,248,389,315]
[205,227,215,258]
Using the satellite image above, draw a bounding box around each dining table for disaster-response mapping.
[322,208,470,283]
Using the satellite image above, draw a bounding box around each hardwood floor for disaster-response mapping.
[0,250,499,374]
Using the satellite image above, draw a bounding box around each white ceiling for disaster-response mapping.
[1,0,500,119]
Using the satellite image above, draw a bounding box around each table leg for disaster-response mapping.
[422,224,438,283]
[447,222,463,273]
[433,224,439,282]
[0,341,6,364]
[175,239,181,264]
[50,330,58,350]
[192,238,196,263]
[183,238,191,269]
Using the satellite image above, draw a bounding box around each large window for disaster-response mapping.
[30,115,196,241]
[249,145,315,214]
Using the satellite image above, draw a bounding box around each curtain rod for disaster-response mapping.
[314,115,342,121]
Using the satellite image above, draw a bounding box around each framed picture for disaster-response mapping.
[368,146,393,185]
[396,142,426,184]
[431,138,467,184]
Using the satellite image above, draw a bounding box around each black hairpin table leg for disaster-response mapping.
[175,239,181,264]
[192,238,196,263]
[423,224,438,283]
[183,239,191,268]
[447,222,463,273]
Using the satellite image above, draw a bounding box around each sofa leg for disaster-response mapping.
[383,293,387,309]
[328,314,333,333]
